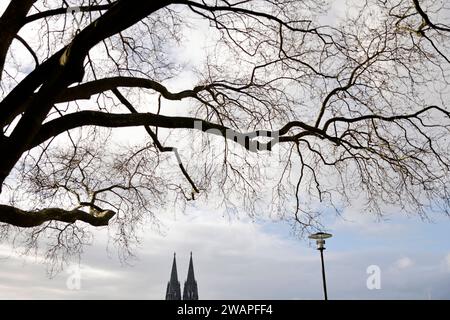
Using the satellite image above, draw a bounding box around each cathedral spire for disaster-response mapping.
[165,252,181,300]
[183,252,199,300]
[187,252,195,282]
[170,253,179,282]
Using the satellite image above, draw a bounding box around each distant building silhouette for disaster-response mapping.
[165,253,181,300]
[165,252,199,300]
[183,252,199,300]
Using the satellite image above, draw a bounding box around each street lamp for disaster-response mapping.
[309,232,333,300]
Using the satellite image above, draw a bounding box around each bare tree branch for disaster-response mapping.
[0,204,115,228]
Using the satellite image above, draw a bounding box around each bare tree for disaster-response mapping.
[0,0,449,267]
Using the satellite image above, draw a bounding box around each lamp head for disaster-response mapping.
[309,232,333,250]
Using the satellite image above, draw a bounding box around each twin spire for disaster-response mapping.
[165,252,198,300]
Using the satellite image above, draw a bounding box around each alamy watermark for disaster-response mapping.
[67,6,82,32]
[192,120,280,154]
[66,265,82,291]
[366,265,381,290]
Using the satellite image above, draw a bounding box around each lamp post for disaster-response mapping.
[309,232,333,300]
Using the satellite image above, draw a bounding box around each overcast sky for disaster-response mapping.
[1,205,450,300]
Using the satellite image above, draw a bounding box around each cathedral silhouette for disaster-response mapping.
[165,252,199,300]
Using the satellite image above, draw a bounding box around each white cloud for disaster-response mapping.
[444,253,450,272]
